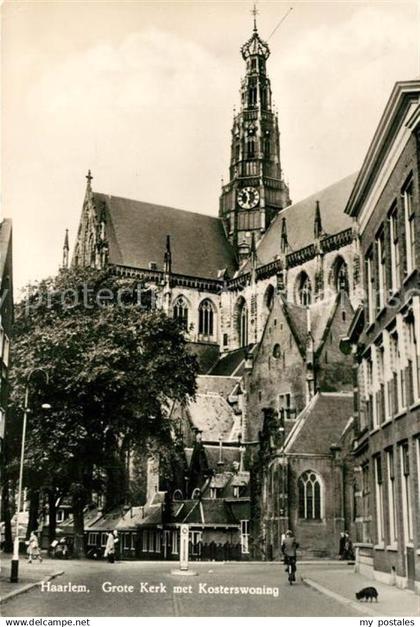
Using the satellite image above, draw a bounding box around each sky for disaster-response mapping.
[2,0,420,295]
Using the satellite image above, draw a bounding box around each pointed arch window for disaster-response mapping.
[298,471,322,519]
[335,257,349,294]
[296,272,312,306]
[264,284,275,311]
[198,299,215,338]
[236,298,249,347]
[173,296,189,330]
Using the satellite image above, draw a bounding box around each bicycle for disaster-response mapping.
[284,556,297,585]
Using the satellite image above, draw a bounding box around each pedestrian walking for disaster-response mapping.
[343,532,354,560]
[104,531,116,564]
[26,531,43,563]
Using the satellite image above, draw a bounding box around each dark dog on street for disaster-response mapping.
[355,586,379,602]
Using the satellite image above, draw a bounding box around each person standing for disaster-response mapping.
[104,531,115,564]
[112,530,119,561]
[339,532,346,559]
[27,531,43,564]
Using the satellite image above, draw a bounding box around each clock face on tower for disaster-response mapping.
[237,186,260,209]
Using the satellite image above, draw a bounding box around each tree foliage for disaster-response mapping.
[9,267,198,554]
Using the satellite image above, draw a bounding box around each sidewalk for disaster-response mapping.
[301,563,420,617]
[0,554,64,604]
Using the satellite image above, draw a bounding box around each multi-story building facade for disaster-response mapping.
[346,80,420,592]
[0,218,13,551]
[0,219,13,455]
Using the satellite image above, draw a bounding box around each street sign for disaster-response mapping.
[179,524,189,571]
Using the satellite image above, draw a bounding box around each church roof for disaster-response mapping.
[187,393,236,441]
[285,392,353,456]
[239,173,357,274]
[95,193,237,280]
[196,375,240,399]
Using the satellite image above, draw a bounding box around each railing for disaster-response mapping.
[112,264,224,293]
[286,244,316,268]
[228,272,251,290]
[322,228,353,253]
[256,258,283,280]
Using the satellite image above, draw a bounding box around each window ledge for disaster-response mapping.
[366,322,375,334]
[380,418,393,428]
[394,409,407,420]
[369,426,381,436]
[374,543,385,550]
[376,306,387,320]
[409,399,420,411]
[403,269,417,285]
[354,542,374,549]
[386,544,398,551]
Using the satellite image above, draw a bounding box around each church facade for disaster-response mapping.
[69,21,362,559]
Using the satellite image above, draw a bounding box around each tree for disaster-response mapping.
[9,267,197,556]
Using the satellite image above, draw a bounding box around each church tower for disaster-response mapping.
[219,10,291,262]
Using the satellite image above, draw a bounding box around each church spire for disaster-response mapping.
[62,228,69,269]
[86,169,93,190]
[219,11,291,259]
[164,234,172,275]
[280,217,288,254]
[251,3,258,33]
[314,200,323,239]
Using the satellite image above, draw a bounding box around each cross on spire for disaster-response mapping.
[251,3,258,32]
[86,169,93,188]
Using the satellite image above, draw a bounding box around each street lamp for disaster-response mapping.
[10,368,49,583]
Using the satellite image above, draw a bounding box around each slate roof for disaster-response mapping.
[186,343,220,374]
[94,193,237,280]
[230,471,250,487]
[196,375,240,399]
[187,393,236,440]
[209,472,234,489]
[170,499,242,526]
[209,345,254,376]
[285,392,353,456]
[203,445,241,469]
[281,295,340,354]
[239,173,357,274]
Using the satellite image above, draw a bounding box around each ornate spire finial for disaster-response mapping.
[62,228,69,269]
[280,216,288,254]
[86,169,93,189]
[251,3,258,32]
[164,234,172,275]
[314,200,323,239]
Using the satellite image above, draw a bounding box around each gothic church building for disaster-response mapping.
[70,21,361,558]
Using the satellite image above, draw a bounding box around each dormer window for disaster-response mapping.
[149,261,158,271]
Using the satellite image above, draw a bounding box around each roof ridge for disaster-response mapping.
[93,191,221,222]
[319,391,353,397]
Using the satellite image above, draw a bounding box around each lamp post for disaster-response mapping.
[10,368,49,583]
